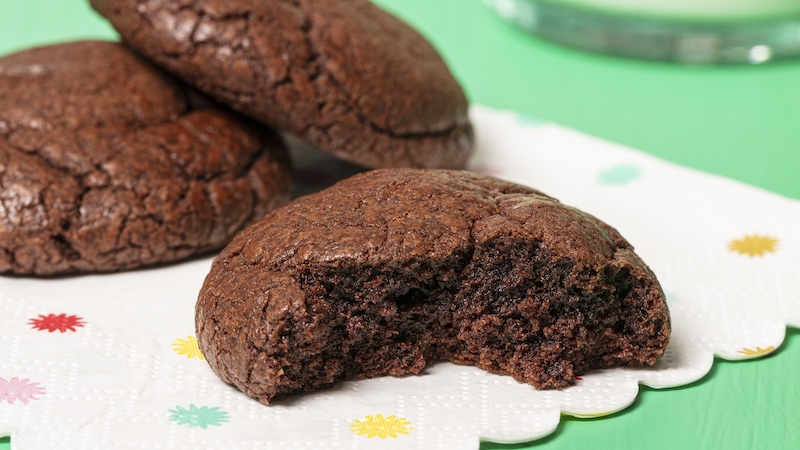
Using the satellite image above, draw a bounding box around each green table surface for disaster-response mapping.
[2,1,799,449]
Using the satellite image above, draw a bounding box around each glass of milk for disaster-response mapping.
[484,0,800,63]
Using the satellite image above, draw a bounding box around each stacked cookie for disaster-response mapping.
[2,0,670,403]
[1,0,473,275]
[0,41,292,275]
[90,0,474,170]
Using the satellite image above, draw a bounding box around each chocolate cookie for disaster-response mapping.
[0,41,292,276]
[90,0,473,169]
[196,169,670,404]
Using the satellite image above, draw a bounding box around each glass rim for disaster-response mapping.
[484,0,800,64]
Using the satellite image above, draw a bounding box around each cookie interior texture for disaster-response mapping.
[90,0,474,169]
[0,41,292,275]
[196,169,670,404]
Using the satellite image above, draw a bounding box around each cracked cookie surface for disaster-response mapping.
[196,169,670,404]
[0,41,292,275]
[90,0,474,169]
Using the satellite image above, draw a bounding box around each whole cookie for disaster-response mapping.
[196,169,670,404]
[0,41,292,276]
[90,0,473,169]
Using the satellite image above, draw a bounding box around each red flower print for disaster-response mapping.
[29,313,85,333]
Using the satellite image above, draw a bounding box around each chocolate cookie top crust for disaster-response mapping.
[0,41,292,276]
[90,0,474,169]
[196,169,670,404]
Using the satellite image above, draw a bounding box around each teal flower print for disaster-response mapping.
[597,165,642,185]
[168,404,230,429]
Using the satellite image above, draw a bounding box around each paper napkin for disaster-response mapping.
[2,106,798,449]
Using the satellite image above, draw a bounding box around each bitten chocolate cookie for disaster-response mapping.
[196,169,670,404]
[0,41,292,276]
[90,0,473,169]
